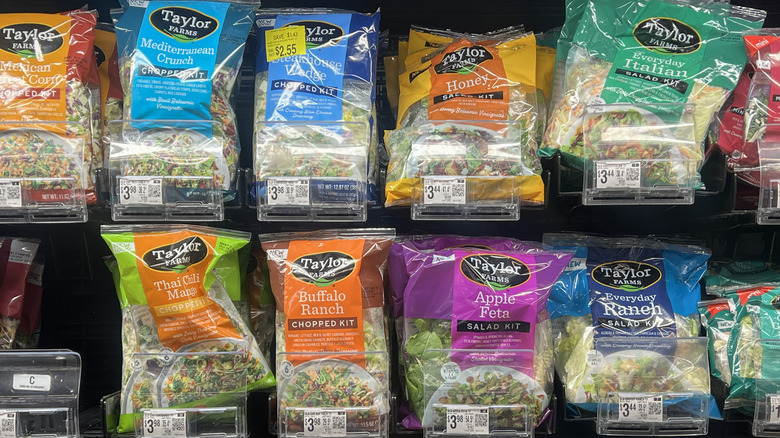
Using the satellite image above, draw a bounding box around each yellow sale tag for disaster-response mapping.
[265,26,306,62]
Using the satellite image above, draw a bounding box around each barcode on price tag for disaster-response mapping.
[302,410,347,437]
[445,407,489,435]
[267,179,310,206]
[119,178,162,205]
[768,395,780,424]
[423,178,466,205]
[595,161,641,189]
[0,181,21,207]
[0,412,16,438]
[142,410,186,438]
[618,395,663,422]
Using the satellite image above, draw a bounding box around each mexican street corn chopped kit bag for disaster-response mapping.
[262,229,393,434]
[385,31,545,207]
[542,234,716,418]
[254,9,381,205]
[0,11,99,204]
[102,225,274,434]
[399,245,572,429]
[112,0,254,199]
[542,0,765,181]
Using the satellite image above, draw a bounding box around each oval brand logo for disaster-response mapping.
[142,236,209,273]
[460,254,530,290]
[633,17,701,55]
[285,21,344,49]
[150,7,219,43]
[591,261,662,292]
[94,45,106,67]
[434,46,494,75]
[0,24,63,58]
[291,251,356,287]
[772,295,780,311]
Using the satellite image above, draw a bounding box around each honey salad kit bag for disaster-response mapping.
[102,225,274,434]
[385,31,545,207]
[262,229,393,435]
[541,0,766,185]
[254,9,381,206]
[112,0,254,201]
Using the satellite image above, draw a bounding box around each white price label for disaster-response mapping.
[423,178,466,205]
[0,182,21,207]
[445,408,489,435]
[302,410,347,437]
[769,395,780,424]
[12,374,50,391]
[267,179,309,206]
[0,412,16,438]
[142,410,187,438]
[618,395,663,422]
[595,161,641,189]
[119,178,162,205]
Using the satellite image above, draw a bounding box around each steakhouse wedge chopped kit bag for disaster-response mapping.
[102,225,274,434]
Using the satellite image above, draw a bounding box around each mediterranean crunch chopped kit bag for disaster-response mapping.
[262,229,393,433]
[112,0,254,196]
[102,225,274,434]
[543,234,713,417]
[399,245,572,429]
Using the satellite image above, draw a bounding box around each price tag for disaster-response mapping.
[0,412,16,438]
[265,26,306,62]
[595,161,641,189]
[142,410,187,438]
[119,178,162,205]
[0,181,21,207]
[302,410,347,437]
[12,374,50,391]
[768,395,780,424]
[267,179,310,206]
[423,178,466,205]
[445,408,489,435]
[618,395,663,422]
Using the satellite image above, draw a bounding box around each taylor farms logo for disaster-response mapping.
[142,236,208,273]
[150,7,219,43]
[285,21,344,49]
[291,251,356,287]
[0,24,63,58]
[434,46,494,75]
[633,17,701,54]
[460,254,530,290]
[592,261,662,292]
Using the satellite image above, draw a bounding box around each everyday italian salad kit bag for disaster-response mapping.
[102,225,274,434]
[262,229,393,433]
[112,0,254,199]
[542,234,715,417]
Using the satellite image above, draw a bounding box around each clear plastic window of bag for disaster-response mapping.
[753,339,780,436]
[756,126,780,224]
[130,352,248,438]
[255,121,369,222]
[405,120,537,221]
[107,120,226,222]
[276,351,389,437]
[582,103,701,205]
[593,337,710,436]
[0,121,88,223]
[420,349,551,438]
[0,350,81,438]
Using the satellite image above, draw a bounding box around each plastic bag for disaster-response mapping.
[101,225,274,434]
[247,241,275,358]
[11,255,43,349]
[698,298,735,386]
[254,9,381,205]
[399,246,572,428]
[112,0,254,196]
[743,30,780,158]
[262,229,394,433]
[386,32,544,207]
[542,234,711,416]
[94,23,123,144]
[0,238,41,349]
[711,67,754,169]
[704,260,780,296]
[541,0,766,175]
